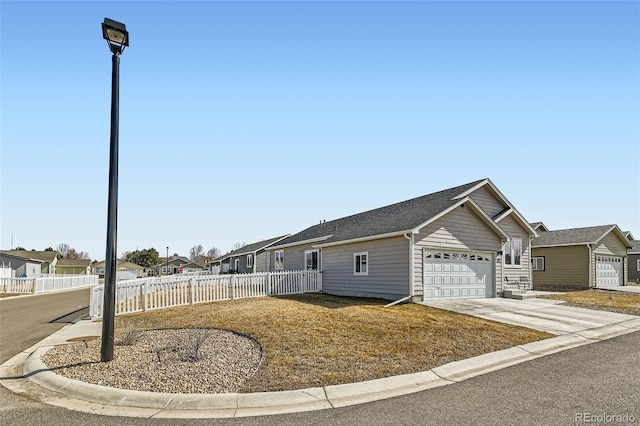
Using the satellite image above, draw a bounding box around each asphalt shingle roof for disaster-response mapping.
[629,240,640,254]
[271,179,486,248]
[56,259,92,267]
[532,225,616,247]
[0,250,58,263]
[216,235,290,261]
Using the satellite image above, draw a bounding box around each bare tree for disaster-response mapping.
[189,245,204,261]
[207,247,221,259]
[233,242,247,251]
[56,243,70,258]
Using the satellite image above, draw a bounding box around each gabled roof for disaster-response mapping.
[623,231,635,241]
[0,250,58,263]
[180,262,205,269]
[532,225,632,248]
[56,258,92,267]
[629,240,640,254]
[531,222,550,232]
[270,178,526,250]
[0,252,45,264]
[215,235,290,262]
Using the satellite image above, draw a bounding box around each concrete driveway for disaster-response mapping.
[421,297,637,335]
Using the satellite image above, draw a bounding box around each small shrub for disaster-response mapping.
[116,320,143,346]
[179,328,214,362]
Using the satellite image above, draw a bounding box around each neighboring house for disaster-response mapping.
[213,236,290,274]
[531,225,631,290]
[623,231,635,242]
[179,262,206,273]
[149,256,190,276]
[56,258,92,275]
[266,178,537,302]
[0,250,58,274]
[628,240,640,284]
[0,252,43,277]
[92,260,145,278]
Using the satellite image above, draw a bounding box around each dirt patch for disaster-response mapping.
[540,289,640,316]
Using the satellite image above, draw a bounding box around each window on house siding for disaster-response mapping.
[637,259,640,272]
[504,239,522,267]
[531,257,545,271]
[354,252,368,275]
[305,250,319,270]
[247,254,253,268]
[275,250,284,270]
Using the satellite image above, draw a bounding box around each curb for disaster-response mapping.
[2,319,640,418]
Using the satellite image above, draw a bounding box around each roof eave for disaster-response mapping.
[314,230,413,249]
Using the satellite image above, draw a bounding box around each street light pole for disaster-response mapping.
[101,18,129,363]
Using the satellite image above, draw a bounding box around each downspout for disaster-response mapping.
[384,233,414,308]
[587,244,595,288]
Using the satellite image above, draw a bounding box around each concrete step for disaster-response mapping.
[502,289,537,300]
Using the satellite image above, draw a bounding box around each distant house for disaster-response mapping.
[0,252,43,277]
[179,262,206,273]
[213,236,290,274]
[628,240,640,284]
[148,256,190,276]
[92,260,145,278]
[56,258,92,275]
[531,222,550,232]
[532,225,631,290]
[266,178,537,301]
[0,250,58,274]
[623,231,635,241]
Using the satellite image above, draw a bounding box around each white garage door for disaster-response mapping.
[596,256,623,287]
[423,250,494,300]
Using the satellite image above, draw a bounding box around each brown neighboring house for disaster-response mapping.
[531,225,631,290]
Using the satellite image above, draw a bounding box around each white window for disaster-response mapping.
[354,252,368,275]
[305,250,319,270]
[247,254,253,268]
[275,250,284,270]
[637,259,640,272]
[234,259,239,271]
[504,239,522,267]
[531,257,545,271]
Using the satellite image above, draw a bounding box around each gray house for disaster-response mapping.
[214,236,289,274]
[532,225,631,289]
[266,178,537,302]
[0,252,43,277]
[628,240,640,284]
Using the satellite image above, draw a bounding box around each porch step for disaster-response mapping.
[502,289,537,300]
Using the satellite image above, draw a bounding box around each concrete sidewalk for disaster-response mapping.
[1,303,639,419]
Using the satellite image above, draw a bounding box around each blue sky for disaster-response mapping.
[1,0,638,260]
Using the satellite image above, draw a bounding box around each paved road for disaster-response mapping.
[1,291,638,425]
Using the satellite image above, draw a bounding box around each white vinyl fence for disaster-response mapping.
[0,275,99,294]
[90,270,322,319]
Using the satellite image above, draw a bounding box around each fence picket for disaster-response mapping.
[89,270,321,319]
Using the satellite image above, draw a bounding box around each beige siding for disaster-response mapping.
[469,186,507,217]
[413,205,501,297]
[532,246,590,289]
[593,231,629,285]
[499,214,532,293]
[322,236,409,300]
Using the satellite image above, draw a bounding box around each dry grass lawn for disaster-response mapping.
[541,289,640,316]
[118,294,551,392]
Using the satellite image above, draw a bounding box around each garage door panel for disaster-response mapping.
[423,250,494,300]
[596,256,623,287]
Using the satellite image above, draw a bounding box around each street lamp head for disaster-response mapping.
[102,18,129,55]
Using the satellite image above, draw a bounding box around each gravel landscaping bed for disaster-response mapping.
[42,328,263,394]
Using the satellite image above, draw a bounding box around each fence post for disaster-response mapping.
[189,278,194,305]
[230,275,235,300]
[142,281,147,312]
